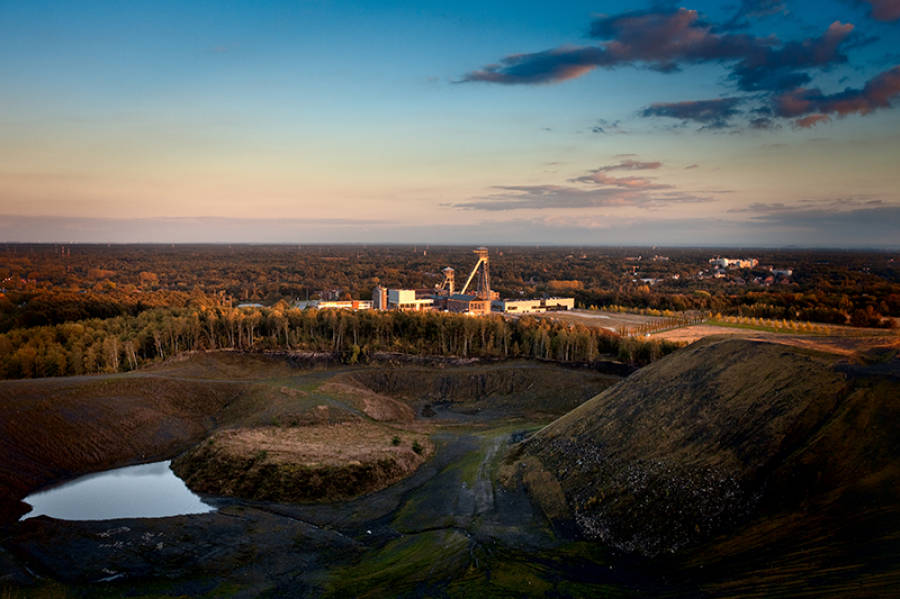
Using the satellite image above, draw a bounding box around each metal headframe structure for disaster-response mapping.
[459,247,491,299]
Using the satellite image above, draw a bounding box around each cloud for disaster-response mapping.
[590,118,627,134]
[730,21,855,92]
[461,46,610,85]
[774,65,900,119]
[749,116,780,129]
[685,163,700,169]
[793,114,832,128]
[640,97,743,127]
[591,159,662,171]
[721,0,788,30]
[859,0,900,21]
[569,172,671,188]
[462,8,854,94]
[453,185,713,211]
[728,197,889,213]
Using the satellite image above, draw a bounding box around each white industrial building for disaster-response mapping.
[296,299,372,310]
[491,297,575,314]
[387,288,435,311]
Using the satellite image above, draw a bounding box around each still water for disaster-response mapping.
[20,460,215,521]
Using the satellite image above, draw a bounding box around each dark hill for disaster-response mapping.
[510,337,900,593]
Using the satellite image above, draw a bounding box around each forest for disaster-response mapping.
[0,243,896,379]
[0,305,678,379]
[1,244,897,331]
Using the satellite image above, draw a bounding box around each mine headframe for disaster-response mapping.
[435,266,456,294]
[459,247,492,300]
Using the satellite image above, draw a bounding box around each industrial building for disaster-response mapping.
[298,247,575,317]
[491,297,575,314]
[372,247,574,316]
[709,257,759,269]
[295,299,373,310]
[387,288,435,311]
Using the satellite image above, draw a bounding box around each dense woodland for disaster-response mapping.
[0,244,896,379]
[0,306,678,379]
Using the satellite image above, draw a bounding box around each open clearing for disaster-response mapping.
[650,324,898,355]
[524,308,668,332]
[530,308,897,356]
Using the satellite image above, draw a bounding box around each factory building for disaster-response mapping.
[372,285,388,310]
[387,288,435,311]
[492,297,574,314]
[296,299,373,310]
[367,247,575,317]
[446,294,491,315]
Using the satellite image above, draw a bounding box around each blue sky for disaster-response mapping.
[1,0,898,246]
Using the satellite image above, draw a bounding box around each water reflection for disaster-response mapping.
[20,460,215,521]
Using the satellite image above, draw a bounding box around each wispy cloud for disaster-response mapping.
[728,197,890,213]
[720,0,788,30]
[568,172,670,188]
[640,97,743,128]
[858,0,900,21]
[462,9,855,94]
[590,159,662,171]
[452,160,714,211]
[459,6,900,130]
[452,184,713,211]
[775,65,900,126]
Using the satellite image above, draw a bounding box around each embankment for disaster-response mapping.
[508,336,900,592]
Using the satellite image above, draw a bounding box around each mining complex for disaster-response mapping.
[298,247,574,316]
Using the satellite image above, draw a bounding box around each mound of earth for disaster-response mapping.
[172,423,433,503]
[509,336,900,569]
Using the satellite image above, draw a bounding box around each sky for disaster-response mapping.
[1,0,898,246]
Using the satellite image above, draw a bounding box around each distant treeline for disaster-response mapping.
[0,306,681,380]
[1,245,897,331]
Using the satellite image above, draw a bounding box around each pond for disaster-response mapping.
[20,460,215,521]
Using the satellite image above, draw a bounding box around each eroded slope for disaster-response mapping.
[511,337,900,567]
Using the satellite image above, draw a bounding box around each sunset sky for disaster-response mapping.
[1,0,898,246]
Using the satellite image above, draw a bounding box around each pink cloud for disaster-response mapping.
[775,65,900,119]
[793,114,831,128]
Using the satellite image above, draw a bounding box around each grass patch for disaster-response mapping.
[324,530,469,598]
[705,319,813,335]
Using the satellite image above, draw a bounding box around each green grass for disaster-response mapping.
[324,530,470,598]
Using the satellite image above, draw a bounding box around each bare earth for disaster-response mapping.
[650,325,898,355]
[206,422,433,468]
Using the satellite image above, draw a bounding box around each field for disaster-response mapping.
[649,323,898,355]
[526,308,670,332]
[532,309,898,356]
